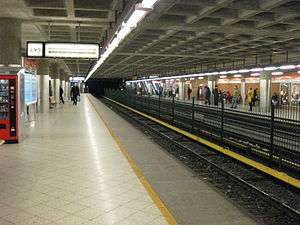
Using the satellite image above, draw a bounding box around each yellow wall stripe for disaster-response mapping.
[104,97,300,190]
[87,95,179,225]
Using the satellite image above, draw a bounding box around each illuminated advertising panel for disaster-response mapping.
[45,43,99,59]
[26,42,100,59]
[27,42,43,57]
[24,73,37,105]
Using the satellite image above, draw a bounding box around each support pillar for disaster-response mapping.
[208,76,217,104]
[240,77,246,105]
[64,73,70,100]
[60,69,65,102]
[0,18,22,66]
[178,79,185,100]
[49,63,60,105]
[37,59,50,113]
[260,72,272,112]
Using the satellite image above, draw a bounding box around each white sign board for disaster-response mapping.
[69,77,85,82]
[45,43,99,59]
[27,42,43,57]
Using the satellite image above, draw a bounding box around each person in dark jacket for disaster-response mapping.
[212,85,219,106]
[271,92,279,106]
[204,85,211,105]
[187,86,192,100]
[70,85,80,105]
[59,86,64,104]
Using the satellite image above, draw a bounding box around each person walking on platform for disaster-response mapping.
[213,85,219,106]
[204,85,211,105]
[187,86,192,100]
[59,86,64,104]
[253,88,258,106]
[231,86,239,109]
[70,85,80,106]
[247,87,254,111]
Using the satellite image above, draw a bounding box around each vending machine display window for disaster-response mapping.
[0,80,9,121]
[0,75,18,142]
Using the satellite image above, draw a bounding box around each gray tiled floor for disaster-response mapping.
[89,95,259,225]
[0,95,168,225]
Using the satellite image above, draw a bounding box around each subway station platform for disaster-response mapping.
[0,95,258,225]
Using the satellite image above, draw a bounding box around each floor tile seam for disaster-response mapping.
[86,95,179,225]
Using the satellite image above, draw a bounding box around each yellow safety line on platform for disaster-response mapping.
[87,96,179,225]
[0,139,5,146]
[104,97,300,190]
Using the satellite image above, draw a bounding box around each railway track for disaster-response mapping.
[101,96,300,225]
[126,94,300,171]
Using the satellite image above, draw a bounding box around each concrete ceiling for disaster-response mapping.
[0,0,124,76]
[91,0,300,79]
[1,0,300,79]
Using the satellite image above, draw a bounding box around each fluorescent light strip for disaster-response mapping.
[279,65,296,70]
[126,63,299,84]
[250,68,263,72]
[250,73,261,77]
[8,64,22,67]
[85,0,159,82]
[272,71,283,76]
[264,66,278,71]
[233,74,242,78]
[238,69,250,73]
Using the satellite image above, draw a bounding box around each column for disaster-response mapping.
[49,63,60,105]
[64,73,70,100]
[260,72,272,112]
[240,77,246,105]
[207,76,217,104]
[0,18,22,66]
[178,79,185,100]
[60,69,65,101]
[37,59,50,113]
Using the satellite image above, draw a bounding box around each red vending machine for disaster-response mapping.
[0,75,18,142]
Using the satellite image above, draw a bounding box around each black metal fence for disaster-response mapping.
[104,89,300,171]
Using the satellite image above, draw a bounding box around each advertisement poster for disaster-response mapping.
[25,73,37,105]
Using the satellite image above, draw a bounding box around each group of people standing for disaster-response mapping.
[202,85,259,111]
[58,84,81,106]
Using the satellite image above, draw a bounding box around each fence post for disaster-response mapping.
[191,97,195,132]
[172,96,175,124]
[158,94,161,119]
[221,98,225,145]
[270,103,275,166]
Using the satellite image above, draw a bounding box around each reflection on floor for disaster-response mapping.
[0,95,169,225]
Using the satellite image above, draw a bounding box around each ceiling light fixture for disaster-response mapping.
[264,66,278,71]
[279,65,296,70]
[272,71,283,76]
[238,69,250,73]
[250,68,263,72]
[228,70,238,74]
[250,73,261,77]
[8,64,22,68]
[126,62,299,84]
[233,74,242,78]
[85,0,159,82]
